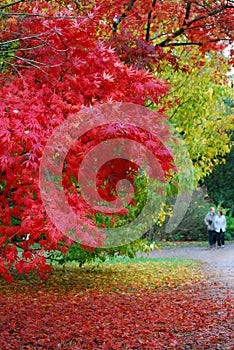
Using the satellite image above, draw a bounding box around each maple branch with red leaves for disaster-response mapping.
[112,0,138,33]
[0,30,68,72]
[156,3,233,47]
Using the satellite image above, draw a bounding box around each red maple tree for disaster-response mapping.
[0,1,173,281]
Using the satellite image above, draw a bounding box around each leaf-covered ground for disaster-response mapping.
[0,258,233,349]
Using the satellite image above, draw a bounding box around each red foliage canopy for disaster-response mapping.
[0,1,172,281]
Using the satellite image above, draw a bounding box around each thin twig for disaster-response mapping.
[7,55,49,73]
[1,44,45,52]
[0,32,52,46]
[0,32,68,54]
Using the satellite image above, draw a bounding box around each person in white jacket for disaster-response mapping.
[214,210,226,247]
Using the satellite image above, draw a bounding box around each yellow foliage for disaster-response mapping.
[158,49,234,180]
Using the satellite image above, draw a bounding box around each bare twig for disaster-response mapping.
[5,55,48,73]
[0,32,52,46]
[0,31,68,56]
[2,44,45,52]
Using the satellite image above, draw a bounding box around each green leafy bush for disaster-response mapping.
[47,239,153,267]
[204,133,234,216]
[147,187,213,242]
[226,216,234,240]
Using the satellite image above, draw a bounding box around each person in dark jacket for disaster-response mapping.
[204,207,216,248]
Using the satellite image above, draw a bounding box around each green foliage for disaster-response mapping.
[47,238,153,267]
[48,243,99,267]
[204,135,234,216]
[167,188,212,241]
[147,187,212,241]
[226,216,234,240]
[0,41,18,72]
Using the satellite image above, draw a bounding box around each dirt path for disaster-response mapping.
[148,242,234,292]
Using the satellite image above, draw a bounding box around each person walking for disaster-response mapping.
[214,210,226,248]
[204,207,216,248]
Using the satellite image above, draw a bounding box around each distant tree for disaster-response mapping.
[203,96,234,214]
[204,134,234,215]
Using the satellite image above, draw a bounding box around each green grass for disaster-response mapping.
[51,252,202,272]
[155,240,234,249]
[103,256,195,264]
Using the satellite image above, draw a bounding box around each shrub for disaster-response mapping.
[226,216,234,241]
[46,239,154,268]
[204,133,234,216]
[147,187,214,242]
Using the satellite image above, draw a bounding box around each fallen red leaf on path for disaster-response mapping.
[0,273,233,349]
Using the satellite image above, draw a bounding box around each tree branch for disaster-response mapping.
[0,31,67,55]
[0,32,51,46]
[146,0,156,42]
[169,39,224,47]
[112,0,138,33]
[157,4,230,47]
[3,55,49,73]
[169,96,194,120]
[0,0,26,10]
[183,1,191,26]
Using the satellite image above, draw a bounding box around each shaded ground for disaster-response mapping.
[148,242,234,293]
